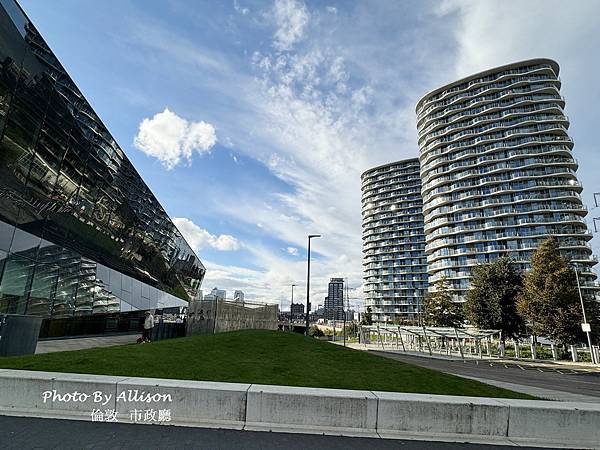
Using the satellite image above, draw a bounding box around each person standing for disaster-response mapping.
[143,311,154,343]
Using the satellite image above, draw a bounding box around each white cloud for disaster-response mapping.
[212,234,241,251]
[120,0,600,309]
[128,1,600,308]
[272,0,310,51]
[233,0,249,15]
[173,217,240,252]
[201,2,446,306]
[286,246,299,256]
[133,108,217,169]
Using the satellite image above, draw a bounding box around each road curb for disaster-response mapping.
[0,369,598,448]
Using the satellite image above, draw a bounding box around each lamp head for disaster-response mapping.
[308,234,321,239]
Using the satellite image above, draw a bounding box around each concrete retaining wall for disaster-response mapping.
[0,369,598,448]
[187,299,278,335]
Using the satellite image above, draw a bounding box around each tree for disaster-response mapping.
[517,236,597,347]
[423,278,464,327]
[361,306,373,325]
[464,257,524,342]
[308,325,324,337]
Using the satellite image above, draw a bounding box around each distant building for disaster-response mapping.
[345,309,356,321]
[204,287,226,301]
[233,290,245,303]
[362,158,427,323]
[311,305,325,321]
[324,278,345,321]
[290,302,304,320]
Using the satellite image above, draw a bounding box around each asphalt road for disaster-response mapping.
[370,351,600,398]
[0,415,550,450]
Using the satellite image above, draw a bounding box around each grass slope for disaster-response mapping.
[0,330,534,399]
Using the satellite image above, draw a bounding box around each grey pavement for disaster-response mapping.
[0,415,554,450]
[35,334,139,354]
[370,350,600,401]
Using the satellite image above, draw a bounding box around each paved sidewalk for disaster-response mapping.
[368,350,600,402]
[35,334,139,354]
[458,375,599,402]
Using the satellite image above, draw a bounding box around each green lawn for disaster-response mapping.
[0,330,535,399]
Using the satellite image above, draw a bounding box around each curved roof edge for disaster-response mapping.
[415,58,560,113]
[361,157,420,179]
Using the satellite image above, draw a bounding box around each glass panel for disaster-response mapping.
[9,225,41,256]
[122,274,132,293]
[51,247,79,318]
[0,249,6,289]
[0,219,15,252]
[0,254,35,314]
[74,257,95,316]
[0,1,25,140]
[26,261,58,317]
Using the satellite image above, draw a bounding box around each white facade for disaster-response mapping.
[416,58,597,300]
[361,159,428,322]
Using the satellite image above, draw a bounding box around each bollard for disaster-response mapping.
[530,336,536,361]
[551,343,558,361]
[570,345,578,362]
[514,340,521,359]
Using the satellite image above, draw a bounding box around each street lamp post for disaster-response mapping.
[573,263,597,364]
[342,278,348,347]
[305,234,321,335]
[290,284,296,323]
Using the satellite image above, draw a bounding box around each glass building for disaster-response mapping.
[0,0,205,333]
[361,159,428,322]
[324,277,344,321]
[416,58,597,301]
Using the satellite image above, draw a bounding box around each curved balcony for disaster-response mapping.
[420,135,573,172]
[421,121,568,157]
[417,62,557,115]
[417,75,559,120]
[418,102,564,145]
[417,83,561,128]
[418,96,564,137]
[422,158,577,196]
[421,144,574,182]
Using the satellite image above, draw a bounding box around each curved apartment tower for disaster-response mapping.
[416,58,596,301]
[361,159,428,322]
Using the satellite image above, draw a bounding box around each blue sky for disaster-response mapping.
[19,0,600,309]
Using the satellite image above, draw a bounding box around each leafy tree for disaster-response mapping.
[464,257,524,342]
[361,306,373,325]
[516,236,597,346]
[345,322,359,335]
[308,325,324,337]
[423,278,464,327]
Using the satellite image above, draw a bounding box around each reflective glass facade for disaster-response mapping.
[362,159,428,322]
[416,58,597,301]
[0,0,205,320]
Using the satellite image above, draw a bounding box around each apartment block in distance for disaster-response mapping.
[324,277,345,321]
[416,58,597,301]
[0,0,205,337]
[361,159,428,323]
